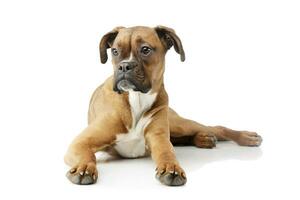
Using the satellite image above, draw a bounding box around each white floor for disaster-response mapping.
[91,142,264,188]
[59,139,298,200]
[2,120,299,200]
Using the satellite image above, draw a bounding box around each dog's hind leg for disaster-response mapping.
[168,108,262,148]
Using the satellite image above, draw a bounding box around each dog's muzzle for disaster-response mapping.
[113,61,150,93]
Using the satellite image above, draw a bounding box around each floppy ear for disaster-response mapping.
[154,25,185,62]
[99,26,124,64]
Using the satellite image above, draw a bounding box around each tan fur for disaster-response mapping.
[64,26,262,186]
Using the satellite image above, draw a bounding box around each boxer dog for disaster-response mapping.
[64,26,262,186]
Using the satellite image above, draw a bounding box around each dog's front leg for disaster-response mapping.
[145,107,187,186]
[64,119,121,185]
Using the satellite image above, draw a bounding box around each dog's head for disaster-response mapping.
[99,26,185,93]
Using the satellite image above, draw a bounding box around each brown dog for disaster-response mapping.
[64,25,262,186]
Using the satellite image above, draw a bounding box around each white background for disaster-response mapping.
[0,0,299,199]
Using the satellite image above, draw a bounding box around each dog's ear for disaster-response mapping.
[99,26,125,64]
[154,25,185,62]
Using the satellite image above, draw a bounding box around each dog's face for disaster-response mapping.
[99,26,185,93]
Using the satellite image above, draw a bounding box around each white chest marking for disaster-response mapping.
[114,90,157,158]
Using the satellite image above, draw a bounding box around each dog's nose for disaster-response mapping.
[118,62,137,73]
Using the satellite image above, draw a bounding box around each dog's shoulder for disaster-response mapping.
[88,76,121,123]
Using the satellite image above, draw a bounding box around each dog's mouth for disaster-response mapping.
[117,79,136,92]
[113,77,151,94]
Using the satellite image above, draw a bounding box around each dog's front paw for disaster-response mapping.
[237,131,262,146]
[193,132,217,148]
[66,162,98,185]
[155,163,187,186]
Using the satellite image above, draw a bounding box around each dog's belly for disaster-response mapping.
[114,116,151,158]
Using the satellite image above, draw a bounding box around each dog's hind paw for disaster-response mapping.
[237,131,262,146]
[193,132,217,148]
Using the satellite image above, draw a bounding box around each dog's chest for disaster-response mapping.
[114,91,157,158]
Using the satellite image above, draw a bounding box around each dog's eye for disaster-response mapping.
[140,46,152,56]
[112,48,119,56]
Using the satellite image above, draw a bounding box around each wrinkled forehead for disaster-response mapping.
[113,27,161,49]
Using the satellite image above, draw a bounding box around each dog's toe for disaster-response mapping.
[66,170,81,184]
[80,174,95,185]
